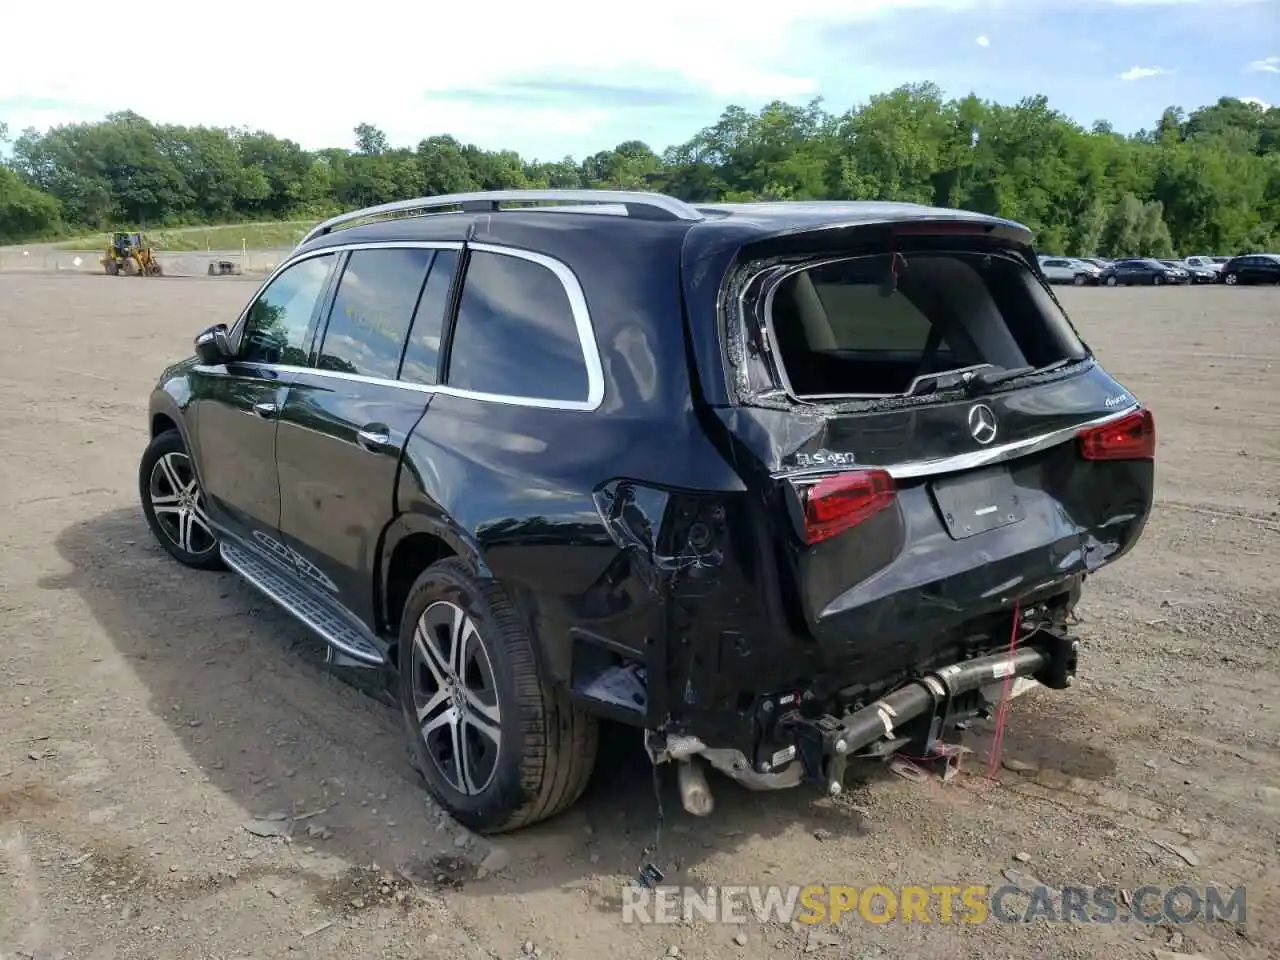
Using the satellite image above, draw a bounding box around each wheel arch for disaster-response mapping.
[151,411,179,439]
[147,385,207,488]
[377,515,492,668]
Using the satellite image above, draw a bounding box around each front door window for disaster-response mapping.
[239,255,337,366]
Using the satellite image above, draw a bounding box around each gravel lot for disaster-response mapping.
[1,275,1277,960]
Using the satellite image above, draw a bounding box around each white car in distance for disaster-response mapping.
[1183,256,1223,274]
[1038,256,1101,285]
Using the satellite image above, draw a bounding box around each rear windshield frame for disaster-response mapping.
[733,248,1092,408]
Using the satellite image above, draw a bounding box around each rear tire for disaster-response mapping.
[399,557,598,834]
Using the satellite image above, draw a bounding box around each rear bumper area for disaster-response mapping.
[654,625,1079,802]
[784,628,1078,794]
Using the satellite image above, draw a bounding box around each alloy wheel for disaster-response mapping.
[148,452,217,556]
[411,601,502,795]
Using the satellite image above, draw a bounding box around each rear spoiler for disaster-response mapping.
[687,211,1037,265]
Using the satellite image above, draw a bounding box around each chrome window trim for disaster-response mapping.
[459,241,603,410]
[774,403,1142,483]
[220,238,603,413]
[227,241,462,343]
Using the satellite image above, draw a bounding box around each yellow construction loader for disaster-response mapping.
[102,232,163,276]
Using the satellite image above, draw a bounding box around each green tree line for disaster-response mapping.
[2,84,1278,255]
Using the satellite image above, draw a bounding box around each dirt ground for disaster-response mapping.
[0,244,286,278]
[0,274,1276,960]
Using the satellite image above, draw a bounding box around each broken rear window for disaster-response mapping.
[766,252,1087,399]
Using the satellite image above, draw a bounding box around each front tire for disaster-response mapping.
[1105,275,1117,286]
[1224,273,1238,286]
[139,429,225,570]
[399,557,598,833]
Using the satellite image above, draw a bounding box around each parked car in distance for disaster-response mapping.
[1219,253,1280,285]
[1038,256,1100,285]
[1162,259,1217,284]
[1183,255,1222,274]
[1100,258,1189,286]
[1078,257,1114,272]
[139,190,1156,833]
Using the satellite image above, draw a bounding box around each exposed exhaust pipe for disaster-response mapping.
[834,646,1058,756]
[784,630,1078,794]
[676,757,715,816]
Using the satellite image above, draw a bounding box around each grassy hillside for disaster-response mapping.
[55,221,314,252]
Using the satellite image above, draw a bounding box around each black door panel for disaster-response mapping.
[192,366,289,539]
[273,245,454,632]
[190,252,340,554]
[275,375,431,622]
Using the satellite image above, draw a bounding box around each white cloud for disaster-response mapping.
[1119,65,1170,81]
[1241,97,1272,110]
[976,35,991,47]
[0,0,1270,155]
[0,0,901,152]
[1245,56,1280,74]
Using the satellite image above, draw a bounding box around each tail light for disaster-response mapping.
[803,469,897,545]
[1077,408,1156,461]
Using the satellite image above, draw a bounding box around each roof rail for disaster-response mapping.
[298,189,704,247]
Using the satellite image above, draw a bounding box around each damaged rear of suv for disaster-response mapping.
[657,203,1155,809]
[144,191,1153,834]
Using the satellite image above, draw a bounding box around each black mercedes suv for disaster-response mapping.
[140,190,1155,834]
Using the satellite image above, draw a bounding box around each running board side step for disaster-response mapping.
[220,540,387,667]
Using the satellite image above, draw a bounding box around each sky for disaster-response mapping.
[0,0,1276,162]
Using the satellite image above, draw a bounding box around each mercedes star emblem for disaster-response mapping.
[968,403,998,445]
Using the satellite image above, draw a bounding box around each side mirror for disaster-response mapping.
[194,324,233,365]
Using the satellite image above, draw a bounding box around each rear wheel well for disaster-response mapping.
[151,413,178,438]
[384,533,456,667]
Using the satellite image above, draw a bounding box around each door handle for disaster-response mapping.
[356,427,392,452]
[253,401,278,419]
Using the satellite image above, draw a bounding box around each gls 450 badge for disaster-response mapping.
[794,450,857,468]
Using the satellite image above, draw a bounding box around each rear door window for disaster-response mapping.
[316,247,433,379]
[399,250,459,387]
[444,249,590,403]
[767,252,1086,399]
